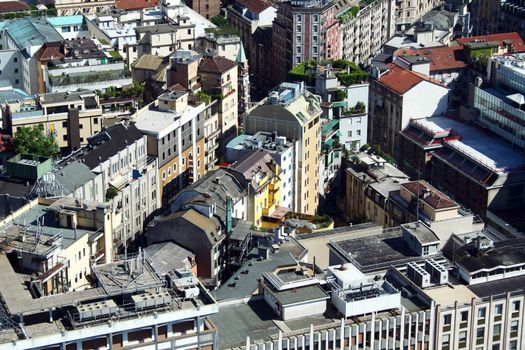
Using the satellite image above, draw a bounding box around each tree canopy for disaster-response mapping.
[14,124,59,157]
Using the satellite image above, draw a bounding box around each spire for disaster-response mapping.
[236,41,247,64]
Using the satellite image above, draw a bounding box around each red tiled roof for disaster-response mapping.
[402,180,458,210]
[237,0,272,13]
[378,63,447,95]
[456,32,525,53]
[0,1,29,13]
[199,55,237,74]
[395,46,467,72]
[115,0,158,10]
[169,83,187,92]
[35,43,65,62]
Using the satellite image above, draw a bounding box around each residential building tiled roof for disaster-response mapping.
[199,55,237,74]
[237,0,272,13]
[377,63,447,95]
[0,1,29,13]
[395,46,467,72]
[115,0,158,10]
[456,32,525,53]
[402,180,458,210]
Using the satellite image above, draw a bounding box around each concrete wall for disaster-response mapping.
[282,300,327,321]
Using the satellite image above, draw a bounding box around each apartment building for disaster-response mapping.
[3,91,103,153]
[226,0,276,76]
[132,90,208,207]
[395,0,441,31]
[199,53,239,143]
[32,123,160,248]
[55,0,114,15]
[0,195,116,295]
[0,248,218,350]
[337,0,396,65]
[226,131,298,211]
[126,21,197,65]
[244,82,321,215]
[170,168,249,284]
[229,150,283,227]
[271,0,340,85]
[368,62,449,157]
[43,38,132,93]
[344,152,409,225]
[185,0,220,19]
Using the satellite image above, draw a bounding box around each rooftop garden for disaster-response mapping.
[100,82,145,99]
[288,59,368,86]
[49,69,131,87]
[205,15,239,37]
[109,50,123,62]
[0,5,57,20]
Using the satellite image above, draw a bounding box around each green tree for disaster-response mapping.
[14,124,59,157]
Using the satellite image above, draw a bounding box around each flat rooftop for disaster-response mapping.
[2,204,100,252]
[92,252,165,295]
[424,282,478,306]
[330,226,438,272]
[402,222,440,244]
[213,248,297,301]
[424,116,525,172]
[296,223,382,269]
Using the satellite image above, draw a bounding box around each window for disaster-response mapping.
[162,171,166,180]
[296,25,302,32]
[62,121,67,127]
[63,134,68,141]
[347,131,352,137]
[296,14,302,22]
[173,163,177,172]
[478,307,486,319]
[14,69,18,73]
[79,124,83,129]
[313,14,318,22]
[296,46,301,54]
[297,35,301,42]
[13,57,17,63]
[197,146,200,156]
[461,310,468,322]
[313,46,317,54]
[357,130,361,136]
[510,320,519,333]
[313,25,318,32]
[94,117,98,124]
[313,35,318,43]
[476,327,484,338]
[513,300,520,312]
[493,324,501,337]
[187,29,191,35]
[182,157,185,166]
[443,314,452,325]
[441,334,450,348]
[168,168,171,176]
[509,340,517,350]
[494,304,503,316]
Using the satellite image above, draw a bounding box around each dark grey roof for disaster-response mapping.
[468,274,525,297]
[174,168,247,224]
[453,239,525,273]
[79,123,143,169]
[53,161,96,194]
[262,282,328,306]
[144,241,194,275]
